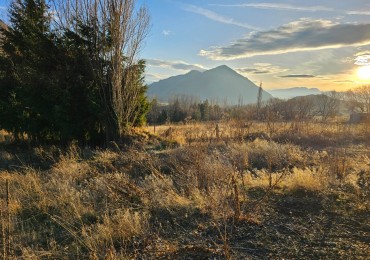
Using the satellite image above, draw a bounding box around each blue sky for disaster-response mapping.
[1,0,370,90]
[139,0,370,90]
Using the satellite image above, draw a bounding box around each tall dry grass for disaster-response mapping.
[0,119,368,258]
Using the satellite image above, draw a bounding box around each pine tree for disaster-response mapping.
[0,0,151,145]
[0,0,56,141]
[126,60,150,127]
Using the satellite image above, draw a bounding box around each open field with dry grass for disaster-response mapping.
[0,120,369,259]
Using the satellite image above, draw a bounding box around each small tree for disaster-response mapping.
[317,92,340,122]
[346,85,370,113]
[199,99,210,121]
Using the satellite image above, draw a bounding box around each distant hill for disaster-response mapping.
[148,65,272,105]
[268,87,322,99]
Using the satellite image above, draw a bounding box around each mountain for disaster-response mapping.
[268,87,322,99]
[148,65,272,105]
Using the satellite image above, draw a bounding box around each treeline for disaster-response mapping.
[147,96,262,125]
[147,97,224,124]
[0,0,149,145]
[147,86,370,125]
[146,95,332,125]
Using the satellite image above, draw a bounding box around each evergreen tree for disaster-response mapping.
[199,100,210,121]
[0,0,56,141]
[0,0,151,145]
[52,30,104,143]
[127,60,151,127]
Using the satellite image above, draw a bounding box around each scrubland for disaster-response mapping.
[0,120,369,259]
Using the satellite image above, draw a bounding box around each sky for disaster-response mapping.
[1,0,370,90]
[138,0,370,91]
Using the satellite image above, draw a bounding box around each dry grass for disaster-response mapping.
[283,167,328,192]
[0,120,368,258]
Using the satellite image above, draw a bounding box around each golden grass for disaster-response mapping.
[0,119,368,258]
[283,168,328,192]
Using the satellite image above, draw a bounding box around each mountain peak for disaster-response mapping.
[148,65,272,105]
[212,65,233,71]
[186,70,202,75]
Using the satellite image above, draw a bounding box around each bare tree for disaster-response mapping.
[345,85,370,113]
[317,91,340,122]
[256,82,263,119]
[53,0,150,141]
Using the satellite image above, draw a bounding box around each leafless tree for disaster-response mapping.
[317,91,340,122]
[53,0,150,141]
[256,82,263,119]
[345,85,370,113]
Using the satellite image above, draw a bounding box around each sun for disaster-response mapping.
[357,66,370,81]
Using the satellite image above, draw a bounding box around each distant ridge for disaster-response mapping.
[269,87,322,99]
[148,65,272,105]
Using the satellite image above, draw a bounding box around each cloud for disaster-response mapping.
[146,58,206,71]
[162,30,172,36]
[183,4,259,30]
[280,74,316,78]
[334,80,355,83]
[145,73,169,83]
[355,55,370,66]
[200,19,370,60]
[237,68,270,74]
[209,3,370,17]
[237,63,287,75]
[346,11,370,16]
[210,3,333,12]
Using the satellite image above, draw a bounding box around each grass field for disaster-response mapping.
[0,119,369,259]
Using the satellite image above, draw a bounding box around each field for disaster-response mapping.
[0,119,369,259]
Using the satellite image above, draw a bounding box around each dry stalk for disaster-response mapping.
[1,210,5,260]
[231,174,241,222]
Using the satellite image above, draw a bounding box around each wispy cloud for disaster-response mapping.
[200,19,370,60]
[346,11,370,16]
[355,55,370,66]
[145,73,169,83]
[146,58,206,71]
[210,3,370,17]
[334,80,355,83]
[237,63,287,75]
[280,74,316,78]
[162,30,172,36]
[210,3,333,12]
[183,4,259,30]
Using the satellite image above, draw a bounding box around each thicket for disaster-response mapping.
[147,98,225,124]
[0,0,150,145]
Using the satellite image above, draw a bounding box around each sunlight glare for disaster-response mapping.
[357,66,370,81]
